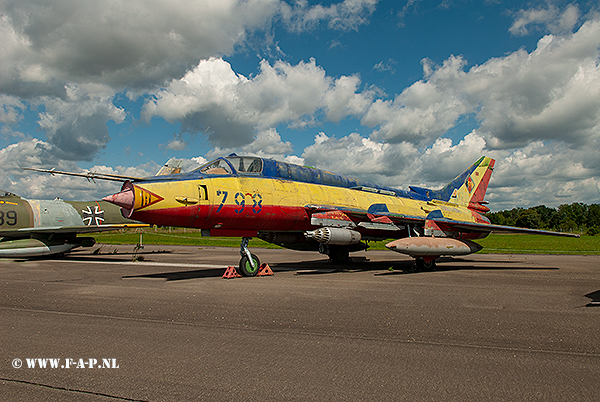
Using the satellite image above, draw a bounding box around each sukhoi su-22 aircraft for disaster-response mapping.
[95,155,578,275]
[31,155,578,274]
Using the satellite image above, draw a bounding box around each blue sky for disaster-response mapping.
[1,0,599,210]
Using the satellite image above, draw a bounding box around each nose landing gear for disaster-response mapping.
[238,237,260,277]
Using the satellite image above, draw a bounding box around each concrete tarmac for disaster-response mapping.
[1,244,599,401]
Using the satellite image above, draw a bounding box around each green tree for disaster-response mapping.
[586,204,600,228]
[515,209,541,229]
[587,226,600,236]
[558,217,577,232]
[487,202,597,232]
[531,205,556,229]
[558,203,587,229]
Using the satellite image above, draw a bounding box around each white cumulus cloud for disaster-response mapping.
[143,57,373,147]
[509,4,580,36]
[362,17,600,151]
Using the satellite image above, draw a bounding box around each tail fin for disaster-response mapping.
[441,156,495,212]
[409,157,495,213]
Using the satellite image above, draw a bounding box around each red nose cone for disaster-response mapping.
[103,188,134,210]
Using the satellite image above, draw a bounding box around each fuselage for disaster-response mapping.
[107,156,489,239]
[97,155,578,272]
[0,191,134,230]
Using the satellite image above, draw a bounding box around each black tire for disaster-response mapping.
[238,253,260,277]
[328,245,350,264]
[415,257,436,272]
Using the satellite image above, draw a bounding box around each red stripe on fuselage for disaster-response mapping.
[130,204,312,231]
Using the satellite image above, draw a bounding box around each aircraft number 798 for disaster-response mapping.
[216,190,263,214]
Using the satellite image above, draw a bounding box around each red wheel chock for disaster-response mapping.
[222,263,274,279]
[257,263,274,276]
[222,266,242,279]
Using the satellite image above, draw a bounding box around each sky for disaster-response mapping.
[0,0,599,211]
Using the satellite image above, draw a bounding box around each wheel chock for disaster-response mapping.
[257,263,274,276]
[222,266,242,279]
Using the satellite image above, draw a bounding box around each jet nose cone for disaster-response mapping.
[103,188,134,210]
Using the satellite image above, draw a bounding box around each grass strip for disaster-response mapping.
[92,229,599,255]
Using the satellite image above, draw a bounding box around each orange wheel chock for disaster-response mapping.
[222,266,242,279]
[257,263,274,276]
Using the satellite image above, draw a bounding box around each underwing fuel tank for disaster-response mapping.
[305,228,362,245]
[385,237,483,257]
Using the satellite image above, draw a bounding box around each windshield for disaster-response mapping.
[226,156,263,174]
[196,158,233,175]
[194,156,263,175]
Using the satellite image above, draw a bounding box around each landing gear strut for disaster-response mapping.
[319,244,350,264]
[415,257,436,272]
[238,237,260,277]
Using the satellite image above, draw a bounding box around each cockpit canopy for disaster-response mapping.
[0,190,18,198]
[195,156,263,175]
[189,155,420,200]
[226,156,263,173]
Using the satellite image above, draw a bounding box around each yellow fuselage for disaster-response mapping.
[127,176,483,236]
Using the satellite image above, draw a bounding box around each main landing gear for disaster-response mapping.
[238,237,260,277]
[318,244,350,264]
[413,257,437,272]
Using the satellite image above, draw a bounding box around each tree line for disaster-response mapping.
[486,203,600,236]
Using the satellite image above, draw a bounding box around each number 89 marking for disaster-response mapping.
[0,210,18,226]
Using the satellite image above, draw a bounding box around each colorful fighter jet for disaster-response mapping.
[0,191,146,257]
[94,155,577,275]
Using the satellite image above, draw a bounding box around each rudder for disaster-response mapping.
[442,156,495,212]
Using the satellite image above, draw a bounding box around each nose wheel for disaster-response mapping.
[238,237,260,277]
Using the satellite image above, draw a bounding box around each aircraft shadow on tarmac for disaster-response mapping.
[123,268,227,281]
[290,256,558,276]
[584,290,600,307]
[27,248,176,264]
[120,256,558,281]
